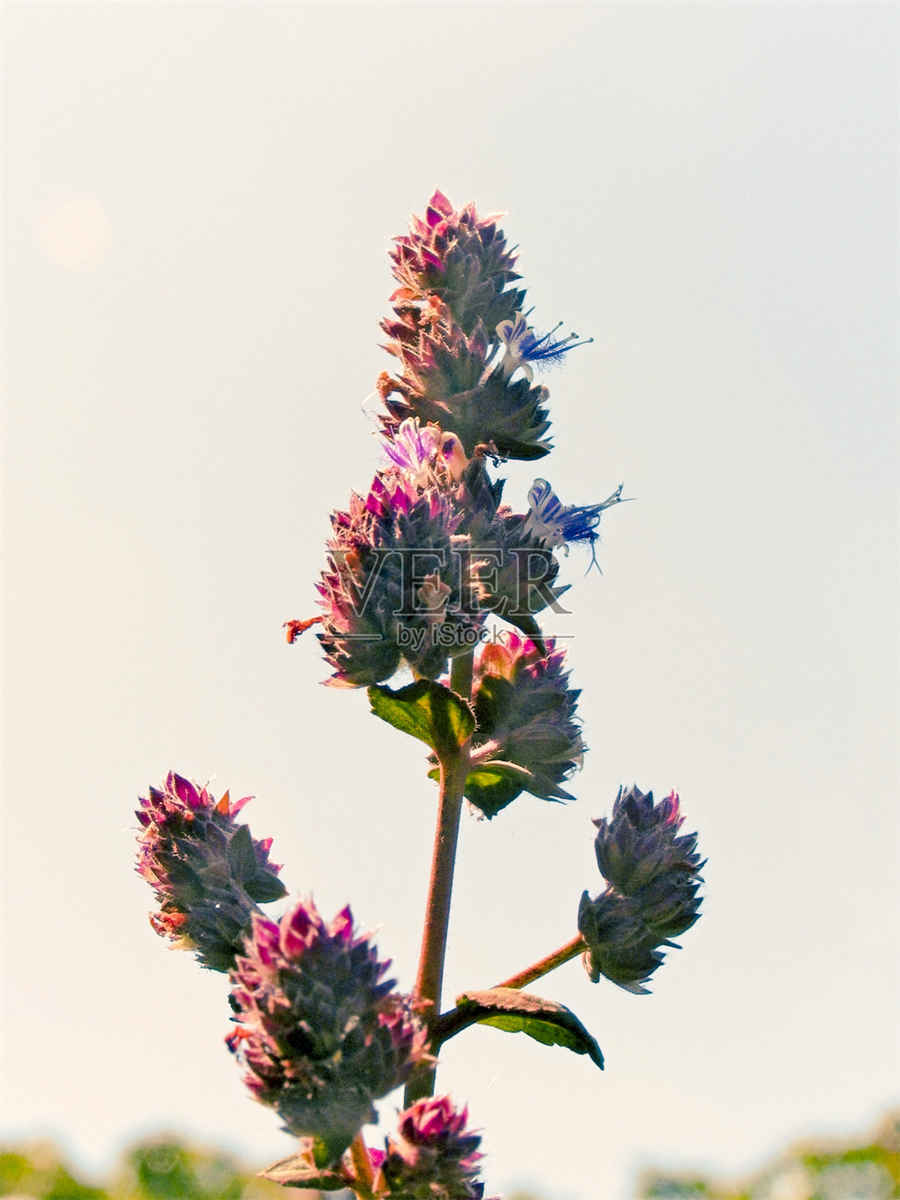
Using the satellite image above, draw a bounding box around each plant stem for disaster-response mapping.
[404,650,474,1104]
[348,1132,375,1199]
[496,932,586,990]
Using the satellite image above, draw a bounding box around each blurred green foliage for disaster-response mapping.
[0,1146,107,1200]
[1,1113,897,1199]
[0,1137,342,1200]
[638,1111,900,1199]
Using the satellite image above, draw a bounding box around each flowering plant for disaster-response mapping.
[134,191,705,1198]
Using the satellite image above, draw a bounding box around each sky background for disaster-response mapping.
[2,3,898,1198]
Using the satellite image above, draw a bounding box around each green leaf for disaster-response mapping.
[368,680,475,759]
[429,758,540,818]
[464,760,536,819]
[259,1147,347,1190]
[449,987,604,1069]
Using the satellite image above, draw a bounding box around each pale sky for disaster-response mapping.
[3,4,898,1199]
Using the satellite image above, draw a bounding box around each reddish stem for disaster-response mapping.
[496,933,586,990]
[404,652,473,1103]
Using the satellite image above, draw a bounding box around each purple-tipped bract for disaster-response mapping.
[465,633,585,817]
[374,1094,493,1200]
[135,772,286,973]
[227,899,429,1160]
[579,785,704,993]
[316,441,485,688]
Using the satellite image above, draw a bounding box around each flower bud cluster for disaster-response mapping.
[135,772,286,973]
[389,191,524,339]
[470,633,585,807]
[317,421,486,688]
[372,1095,493,1200]
[227,899,429,1159]
[578,785,704,992]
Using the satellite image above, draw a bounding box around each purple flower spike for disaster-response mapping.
[377,1095,495,1200]
[579,785,705,992]
[377,193,557,461]
[135,772,286,973]
[593,785,705,906]
[391,191,524,336]
[227,899,430,1162]
[464,633,585,817]
[316,456,485,688]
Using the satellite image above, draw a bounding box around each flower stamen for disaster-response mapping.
[496,315,594,382]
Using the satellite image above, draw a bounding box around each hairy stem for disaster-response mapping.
[404,650,474,1104]
[496,932,586,990]
[348,1132,376,1199]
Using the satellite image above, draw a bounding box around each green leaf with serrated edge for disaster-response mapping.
[258,1155,347,1190]
[368,680,475,759]
[450,988,604,1069]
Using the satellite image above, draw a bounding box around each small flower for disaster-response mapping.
[465,634,585,816]
[376,1095,492,1200]
[579,786,705,992]
[496,314,593,383]
[523,479,626,567]
[381,417,469,487]
[228,900,430,1161]
[135,772,286,973]
[466,480,625,626]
